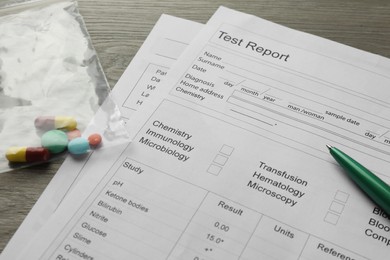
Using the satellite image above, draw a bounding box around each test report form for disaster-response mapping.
[0,15,202,260]
[16,7,390,259]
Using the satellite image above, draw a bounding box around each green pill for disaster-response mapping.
[41,130,68,154]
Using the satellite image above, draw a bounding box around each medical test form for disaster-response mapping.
[12,7,390,260]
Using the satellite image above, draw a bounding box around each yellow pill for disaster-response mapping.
[6,147,50,162]
[34,116,77,131]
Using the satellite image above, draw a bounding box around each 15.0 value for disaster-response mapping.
[206,233,225,244]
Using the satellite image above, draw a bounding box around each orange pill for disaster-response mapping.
[88,133,102,147]
[6,147,50,163]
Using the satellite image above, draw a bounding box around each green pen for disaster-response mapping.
[327,145,390,215]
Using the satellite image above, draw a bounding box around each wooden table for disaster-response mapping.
[1,0,389,253]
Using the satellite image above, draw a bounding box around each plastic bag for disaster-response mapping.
[0,0,118,172]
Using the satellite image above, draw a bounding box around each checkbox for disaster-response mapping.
[220,145,234,156]
[214,154,228,166]
[324,212,340,225]
[329,201,344,214]
[334,190,349,203]
[207,164,222,175]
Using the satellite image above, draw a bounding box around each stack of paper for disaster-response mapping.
[2,7,390,260]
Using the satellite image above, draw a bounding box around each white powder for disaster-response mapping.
[0,0,110,172]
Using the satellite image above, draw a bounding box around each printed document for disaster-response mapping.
[16,7,390,260]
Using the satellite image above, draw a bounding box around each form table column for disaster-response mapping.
[240,215,309,259]
[167,193,262,260]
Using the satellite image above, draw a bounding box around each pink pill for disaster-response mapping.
[67,129,81,141]
[88,133,102,147]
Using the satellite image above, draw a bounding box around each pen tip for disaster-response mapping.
[326,144,332,150]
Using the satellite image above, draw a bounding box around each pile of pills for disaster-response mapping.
[5,116,102,163]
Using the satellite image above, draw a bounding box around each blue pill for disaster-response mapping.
[68,137,90,155]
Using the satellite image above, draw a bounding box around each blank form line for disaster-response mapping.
[231,109,274,126]
[155,53,178,60]
[380,130,389,138]
[235,79,246,86]
[164,38,189,46]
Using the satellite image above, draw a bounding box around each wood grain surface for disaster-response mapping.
[1,0,389,253]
